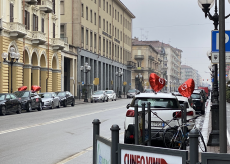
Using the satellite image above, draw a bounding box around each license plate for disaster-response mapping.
[151,121,164,127]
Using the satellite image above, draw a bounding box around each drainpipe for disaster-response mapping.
[72,0,73,44]
[23,0,25,85]
[46,13,50,92]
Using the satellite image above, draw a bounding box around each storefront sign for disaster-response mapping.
[97,140,111,164]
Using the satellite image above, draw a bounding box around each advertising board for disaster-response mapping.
[97,137,111,164]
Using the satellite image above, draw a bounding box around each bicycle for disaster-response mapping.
[163,114,207,152]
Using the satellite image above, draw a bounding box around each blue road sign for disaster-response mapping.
[82,81,84,85]
[212,30,230,52]
[129,83,131,86]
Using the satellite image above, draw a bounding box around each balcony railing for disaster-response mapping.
[60,37,68,43]
[31,31,46,44]
[4,22,27,38]
[134,55,144,60]
[148,56,154,61]
[39,0,53,13]
[25,0,37,5]
[127,61,136,68]
[51,38,65,50]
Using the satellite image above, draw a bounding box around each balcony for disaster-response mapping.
[51,38,65,50]
[127,61,136,69]
[0,19,2,30]
[148,56,154,61]
[60,37,68,43]
[134,67,144,72]
[31,31,46,45]
[39,0,53,13]
[4,22,27,38]
[134,55,144,60]
[148,67,154,73]
[25,0,37,5]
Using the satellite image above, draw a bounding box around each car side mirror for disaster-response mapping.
[126,104,130,109]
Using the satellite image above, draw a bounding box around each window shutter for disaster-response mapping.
[36,15,38,31]
[42,18,44,33]
[28,12,30,30]
[53,0,55,14]
[10,3,14,22]
[33,14,35,31]
[53,23,55,38]
[37,0,41,5]
[25,10,27,29]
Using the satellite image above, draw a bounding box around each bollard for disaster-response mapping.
[134,104,139,145]
[147,102,151,146]
[181,101,187,150]
[92,119,101,164]
[110,124,120,164]
[189,129,199,164]
[141,103,146,144]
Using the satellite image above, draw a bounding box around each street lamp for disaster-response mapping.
[1,47,20,93]
[116,68,123,98]
[80,62,91,102]
[199,0,230,152]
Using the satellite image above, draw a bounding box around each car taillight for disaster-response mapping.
[126,110,135,117]
[129,135,134,139]
[173,111,194,118]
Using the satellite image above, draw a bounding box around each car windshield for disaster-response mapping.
[105,91,113,94]
[191,94,201,99]
[0,94,5,100]
[93,91,104,95]
[56,92,66,96]
[14,91,30,98]
[128,89,136,93]
[131,98,179,108]
[39,93,52,98]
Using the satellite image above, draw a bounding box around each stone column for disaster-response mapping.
[31,66,40,87]
[40,67,48,93]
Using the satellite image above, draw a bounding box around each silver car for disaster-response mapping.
[127,89,140,98]
[91,90,108,103]
[39,92,60,109]
[105,90,116,101]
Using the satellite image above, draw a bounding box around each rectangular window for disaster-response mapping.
[10,3,14,22]
[106,21,108,33]
[118,12,119,22]
[81,4,84,17]
[60,24,65,38]
[41,18,44,32]
[86,29,88,45]
[103,19,105,31]
[94,13,96,25]
[109,42,111,56]
[109,5,111,16]
[94,33,97,48]
[86,7,88,20]
[99,16,101,28]
[103,0,105,10]
[90,31,93,47]
[121,15,122,24]
[99,0,101,7]
[106,40,108,55]
[33,14,38,31]
[60,0,64,14]
[118,29,119,39]
[90,10,92,23]
[25,10,30,30]
[52,0,55,14]
[53,23,55,38]
[120,31,122,41]
[95,0,96,4]
[115,27,116,38]
[109,23,111,34]
[115,10,116,19]
[120,48,122,61]
[106,2,108,13]
[99,36,101,51]
[103,38,105,53]
[81,27,84,43]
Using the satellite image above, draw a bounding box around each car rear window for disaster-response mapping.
[128,89,136,93]
[131,98,180,108]
[0,94,5,100]
[14,91,30,98]
[191,94,201,99]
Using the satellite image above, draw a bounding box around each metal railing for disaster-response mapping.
[60,37,68,43]
[32,31,46,41]
[6,22,26,34]
[127,61,136,68]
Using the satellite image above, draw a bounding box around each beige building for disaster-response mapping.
[131,38,161,92]
[60,0,135,97]
[0,0,66,93]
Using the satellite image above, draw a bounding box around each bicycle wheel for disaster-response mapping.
[198,131,207,152]
[163,127,183,149]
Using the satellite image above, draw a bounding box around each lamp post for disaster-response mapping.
[80,62,91,102]
[198,0,229,152]
[1,47,20,93]
[116,68,123,98]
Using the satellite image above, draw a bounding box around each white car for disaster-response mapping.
[90,90,108,103]
[105,90,116,101]
[124,93,196,144]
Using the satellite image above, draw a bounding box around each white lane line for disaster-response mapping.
[56,132,125,164]
[0,106,125,135]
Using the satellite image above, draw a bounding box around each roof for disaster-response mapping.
[176,96,188,102]
[135,93,177,99]
[181,65,193,69]
[114,0,135,18]
[132,40,159,54]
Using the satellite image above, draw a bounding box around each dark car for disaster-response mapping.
[55,91,75,107]
[172,92,196,109]
[127,89,140,98]
[144,89,154,93]
[194,88,207,102]
[191,90,205,115]
[39,92,60,109]
[14,91,42,112]
[0,93,22,116]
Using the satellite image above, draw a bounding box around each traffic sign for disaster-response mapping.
[211,53,230,64]
[212,30,230,52]
[129,83,131,86]
[82,81,84,85]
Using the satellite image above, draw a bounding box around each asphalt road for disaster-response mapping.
[0,99,131,164]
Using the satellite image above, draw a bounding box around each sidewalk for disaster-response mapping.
[202,99,230,153]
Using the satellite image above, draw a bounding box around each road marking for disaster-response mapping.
[0,106,125,135]
[56,132,124,164]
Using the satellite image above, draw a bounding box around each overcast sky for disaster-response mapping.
[121,0,230,85]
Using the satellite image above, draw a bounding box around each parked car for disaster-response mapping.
[55,91,75,107]
[198,87,209,98]
[91,90,108,103]
[14,91,42,112]
[124,93,196,144]
[39,92,60,109]
[194,88,207,102]
[172,92,195,108]
[0,93,22,116]
[144,89,154,93]
[191,90,205,115]
[105,90,116,101]
[127,89,140,98]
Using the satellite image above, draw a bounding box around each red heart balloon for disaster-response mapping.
[31,85,41,92]
[149,73,166,93]
[18,86,27,91]
[178,78,195,97]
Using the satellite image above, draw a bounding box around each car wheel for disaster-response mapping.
[0,106,6,116]
[27,103,32,112]
[106,97,108,102]
[91,100,93,103]
[57,101,60,108]
[50,102,54,109]
[124,130,134,144]
[63,100,67,107]
[71,99,75,106]
[16,105,22,114]
[115,99,116,101]
[112,98,113,101]
[103,98,105,102]
[37,102,42,111]
[201,108,205,115]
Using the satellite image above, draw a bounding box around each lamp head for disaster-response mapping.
[1,52,8,61]
[15,53,20,61]
[198,0,214,18]
[87,66,91,71]
[116,72,118,76]
[80,66,84,71]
